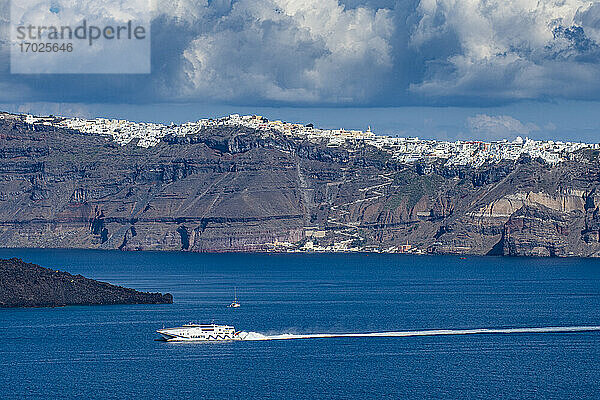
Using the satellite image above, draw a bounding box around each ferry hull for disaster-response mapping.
[157,332,241,342]
[156,325,244,342]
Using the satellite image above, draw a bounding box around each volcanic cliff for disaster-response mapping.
[1,112,600,257]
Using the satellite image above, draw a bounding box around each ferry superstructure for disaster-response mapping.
[157,323,242,341]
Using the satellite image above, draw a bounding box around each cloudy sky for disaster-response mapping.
[1,0,600,141]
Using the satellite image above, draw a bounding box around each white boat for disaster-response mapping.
[227,288,241,308]
[157,323,242,341]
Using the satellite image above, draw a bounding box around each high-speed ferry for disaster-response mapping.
[157,323,243,341]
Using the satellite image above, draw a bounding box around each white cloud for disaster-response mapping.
[0,102,92,118]
[410,0,600,101]
[2,0,600,106]
[575,3,600,42]
[9,0,153,73]
[467,114,540,139]
[177,0,394,103]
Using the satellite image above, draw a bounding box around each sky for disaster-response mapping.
[1,0,600,142]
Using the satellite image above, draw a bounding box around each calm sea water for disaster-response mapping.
[1,249,599,399]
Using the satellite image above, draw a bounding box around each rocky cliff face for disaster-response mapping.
[0,258,173,307]
[2,113,600,257]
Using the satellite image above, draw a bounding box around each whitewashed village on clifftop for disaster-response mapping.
[17,113,598,169]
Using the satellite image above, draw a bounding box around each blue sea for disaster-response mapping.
[1,249,599,399]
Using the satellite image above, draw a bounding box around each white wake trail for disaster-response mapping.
[239,326,600,341]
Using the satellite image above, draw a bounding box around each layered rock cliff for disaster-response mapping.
[1,112,600,257]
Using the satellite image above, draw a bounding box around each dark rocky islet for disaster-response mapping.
[0,258,173,308]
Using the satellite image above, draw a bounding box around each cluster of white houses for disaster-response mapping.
[21,113,600,167]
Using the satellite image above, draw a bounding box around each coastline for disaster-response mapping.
[1,246,597,259]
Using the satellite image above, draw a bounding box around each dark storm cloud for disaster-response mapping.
[1,0,600,107]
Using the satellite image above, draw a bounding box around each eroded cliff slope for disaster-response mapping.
[2,113,600,257]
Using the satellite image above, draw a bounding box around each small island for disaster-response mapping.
[0,258,173,308]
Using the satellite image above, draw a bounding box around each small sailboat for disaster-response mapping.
[227,288,241,308]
